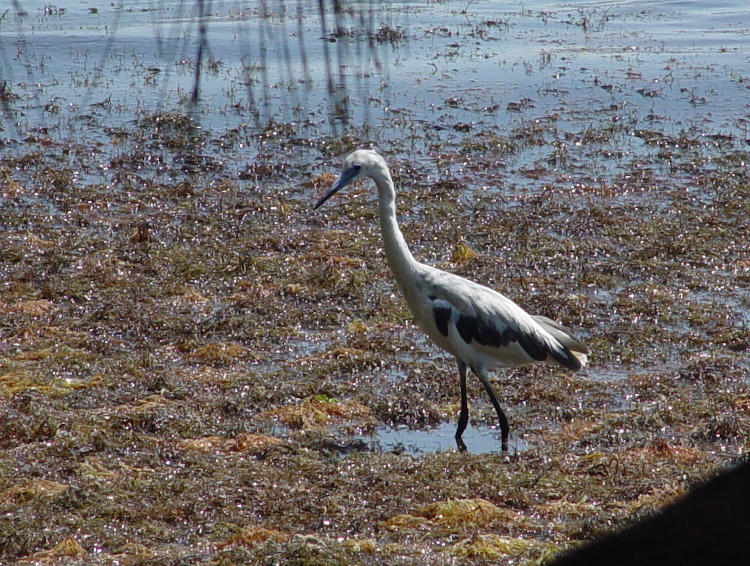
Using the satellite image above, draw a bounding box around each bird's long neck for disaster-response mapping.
[373,172,419,301]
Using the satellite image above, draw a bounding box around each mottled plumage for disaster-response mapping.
[315,149,588,452]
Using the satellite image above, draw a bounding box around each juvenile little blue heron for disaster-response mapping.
[314,149,588,452]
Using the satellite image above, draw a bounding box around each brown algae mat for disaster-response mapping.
[1,117,749,565]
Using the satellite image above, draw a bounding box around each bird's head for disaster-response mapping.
[313,149,388,210]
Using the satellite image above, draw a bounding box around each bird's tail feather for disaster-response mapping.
[532,315,589,370]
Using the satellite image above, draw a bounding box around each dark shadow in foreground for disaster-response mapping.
[549,459,750,566]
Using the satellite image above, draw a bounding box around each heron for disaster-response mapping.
[314,149,588,452]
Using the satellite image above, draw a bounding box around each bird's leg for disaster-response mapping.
[475,368,509,452]
[455,359,469,452]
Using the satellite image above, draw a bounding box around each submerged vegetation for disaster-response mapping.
[1,0,749,564]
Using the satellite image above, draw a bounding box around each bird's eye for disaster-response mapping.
[353,164,362,171]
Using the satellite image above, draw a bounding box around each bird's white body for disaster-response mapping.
[401,264,587,372]
[315,149,588,451]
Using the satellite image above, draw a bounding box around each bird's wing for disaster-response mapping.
[419,266,584,371]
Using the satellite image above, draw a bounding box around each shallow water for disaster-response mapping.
[363,421,527,455]
[3,0,749,188]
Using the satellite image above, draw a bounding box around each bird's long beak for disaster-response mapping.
[313,165,360,210]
